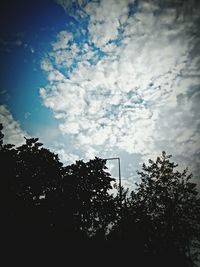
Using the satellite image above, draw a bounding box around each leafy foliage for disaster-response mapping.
[1,123,199,266]
[111,151,200,265]
[135,152,200,258]
[62,158,116,237]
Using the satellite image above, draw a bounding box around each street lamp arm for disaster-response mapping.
[103,157,120,160]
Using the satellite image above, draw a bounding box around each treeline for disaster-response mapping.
[1,123,200,266]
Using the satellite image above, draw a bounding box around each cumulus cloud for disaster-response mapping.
[52,30,73,51]
[84,0,130,51]
[0,105,28,146]
[55,147,79,163]
[41,0,200,182]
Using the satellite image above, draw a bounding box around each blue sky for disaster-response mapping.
[0,0,69,129]
[0,0,200,188]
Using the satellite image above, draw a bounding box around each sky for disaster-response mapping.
[0,0,200,188]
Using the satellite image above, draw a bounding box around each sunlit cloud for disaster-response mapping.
[40,0,200,183]
[0,105,28,146]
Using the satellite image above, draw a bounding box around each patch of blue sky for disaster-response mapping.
[126,91,146,108]
[23,1,71,34]
[1,48,56,128]
[128,0,139,17]
[127,91,143,101]
[108,104,122,116]
[70,19,89,42]
[52,21,108,76]
[0,1,75,136]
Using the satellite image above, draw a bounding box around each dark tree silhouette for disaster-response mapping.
[0,124,117,243]
[112,151,200,266]
[61,158,116,239]
[1,123,200,266]
[1,134,64,243]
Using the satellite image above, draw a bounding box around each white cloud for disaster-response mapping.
[52,31,73,50]
[41,58,54,72]
[55,148,79,164]
[84,0,130,50]
[41,0,200,181]
[0,105,28,146]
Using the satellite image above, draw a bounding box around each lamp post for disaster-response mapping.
[103,157,122,207]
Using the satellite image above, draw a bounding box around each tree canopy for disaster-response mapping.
[1,123,199,266]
